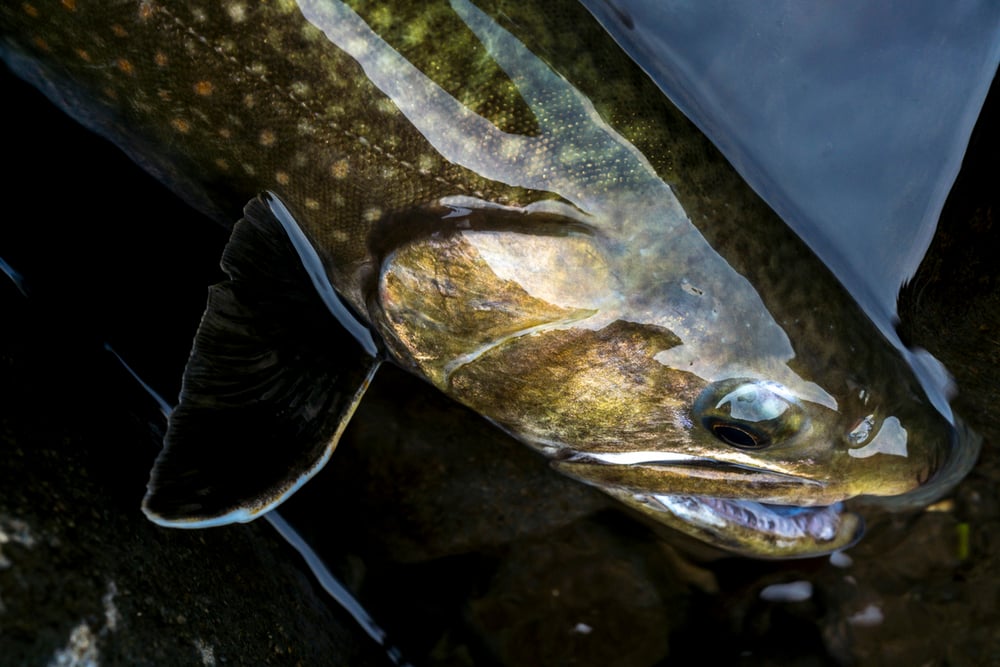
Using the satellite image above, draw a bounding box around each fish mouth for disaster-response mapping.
[635,494,858,555]
[553,452,863,558]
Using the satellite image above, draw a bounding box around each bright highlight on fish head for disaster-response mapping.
[372,219,968,558]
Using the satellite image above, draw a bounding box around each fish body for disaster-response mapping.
[1,0,977,557]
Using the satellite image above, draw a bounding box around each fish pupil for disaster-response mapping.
[711,423,767,449]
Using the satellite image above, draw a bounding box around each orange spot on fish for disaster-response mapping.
[75,48,91,62]
[214,158,230,171]
[194,80,214,96]
[154,52,168,67]
[32,36,50,52]
[259,129,276,147]
[275,171,290,185]
[138,2,155,21]
[111,24,128,38]
[22,3,38,17]
[61,0,76,11]
[330,159,350,179]
[117,58,135,76]
[171,118,191,134]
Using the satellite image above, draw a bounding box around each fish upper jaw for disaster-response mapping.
[552,449,853,506]
[551,449,866,557]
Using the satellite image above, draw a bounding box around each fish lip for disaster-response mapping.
[561,449,826,489]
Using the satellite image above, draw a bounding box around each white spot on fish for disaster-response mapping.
[290,81,311,99]
[416,154,436,174]
[297,119,316,136]
[259,129,277,147]
[375,97,398,116]
[330,158,349,179]
[226,2,246,23]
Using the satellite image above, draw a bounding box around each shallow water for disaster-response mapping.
[2,8,999,666]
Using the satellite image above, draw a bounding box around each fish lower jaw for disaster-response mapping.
[631,493,862,558]
[653,495,840,540]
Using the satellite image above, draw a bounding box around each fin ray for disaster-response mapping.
[143,193,380,526]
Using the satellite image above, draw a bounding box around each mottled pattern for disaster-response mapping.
[2,1,540,306]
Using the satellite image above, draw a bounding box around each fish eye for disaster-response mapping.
[705,419,769,449]
[694,379,807,450]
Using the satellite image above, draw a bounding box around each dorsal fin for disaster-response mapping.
[143,193,380,527]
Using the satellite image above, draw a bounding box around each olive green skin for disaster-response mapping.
[1,0,961,556]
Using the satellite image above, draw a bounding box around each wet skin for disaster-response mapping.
[0,0,976,557]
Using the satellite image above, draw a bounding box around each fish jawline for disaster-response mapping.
[639,493,861,558]
[553,451,862,557]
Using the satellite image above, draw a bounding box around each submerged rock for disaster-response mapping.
[0,289,394,666]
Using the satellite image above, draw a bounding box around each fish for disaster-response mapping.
[0,0,979,558]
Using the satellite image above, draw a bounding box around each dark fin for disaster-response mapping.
[143,192,380,527]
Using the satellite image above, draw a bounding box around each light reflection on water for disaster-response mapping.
[582,0,1000,320]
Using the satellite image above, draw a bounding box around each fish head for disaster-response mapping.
[370,201,965,558]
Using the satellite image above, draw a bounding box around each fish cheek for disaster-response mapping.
[373,228,698,452]
[446,321,697,452]
[372,231,591,388]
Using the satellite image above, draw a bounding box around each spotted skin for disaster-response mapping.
[0,1,975,557]
[3,0,728,309]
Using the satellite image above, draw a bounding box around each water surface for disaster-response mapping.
[583,0,1000,321]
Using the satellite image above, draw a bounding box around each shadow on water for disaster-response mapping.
[2,21,999,667]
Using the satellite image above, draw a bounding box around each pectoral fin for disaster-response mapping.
[143,192,380,527]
